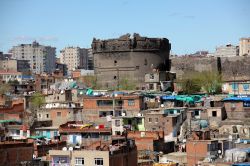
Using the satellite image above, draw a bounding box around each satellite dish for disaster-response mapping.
[62,147,67,151]
[137,113,141,117]
[161,104,164,108]
[69,147,73,151]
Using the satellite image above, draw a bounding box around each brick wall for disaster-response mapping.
[50,108,72,126]
[127,131,164,151]
[224,101,250,119]
[0,103,24,121]
[186,140,218,166]
[0,142,33,166]
[144,114,175,135]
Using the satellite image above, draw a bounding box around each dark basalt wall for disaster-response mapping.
[171,56,250,81]
[92,33,171,89]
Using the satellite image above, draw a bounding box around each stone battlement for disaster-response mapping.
[92,33,171,53]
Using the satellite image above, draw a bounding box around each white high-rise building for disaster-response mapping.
[60,47,88,71]
[10,41,56,74]
[239,37,250,56]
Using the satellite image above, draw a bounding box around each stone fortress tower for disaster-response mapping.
[92,33,171,89]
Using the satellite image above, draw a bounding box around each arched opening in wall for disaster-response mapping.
[114,60,117,66]
[114,76,117,80]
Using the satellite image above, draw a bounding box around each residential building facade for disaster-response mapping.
[239,37,250,56]
[82,94,144,125]
[10,41,56,74]
[60,47,88,72]
[0,59,30,73]
[213,44,239,57]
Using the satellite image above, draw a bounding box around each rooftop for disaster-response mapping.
[59,121,111,134]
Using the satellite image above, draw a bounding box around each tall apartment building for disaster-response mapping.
[60,47,88,72]
[213,44,239,57]
[10,41,56,74]
[239,37,250,56]
[87,48,94,70]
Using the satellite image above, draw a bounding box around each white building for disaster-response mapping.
[213,44,239,57]
[10,41,56,74]
[60,47,88,72]
[239,37,250,56]
[0,71,22,83]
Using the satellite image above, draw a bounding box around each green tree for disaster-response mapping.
[119,77,136,90]
[0,82,11,95]
[8,80,19,85]
[78,75,100,89]
[178,72,202,95]
[178,71,222,95]
[30,92,45,108]
[199,71,222,94]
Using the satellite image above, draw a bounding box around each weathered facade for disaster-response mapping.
[92,33,171,89]
[170,56,250,82]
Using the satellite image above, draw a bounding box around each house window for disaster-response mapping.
[99,111,113,117]
[128,99,135,106]
[148,118,152,123]
[38,114,42,118]
[137,118,142,125]
[243,84,250,91]
[149,84,154,90]
[94,158,103,166]
[58,157,68,163]
[54,131,58,137]
[194,110,200,116]
[115,120,120,127]
[46,114,49,118]
[232,83,238,91]
[97,100,113,106]
[212,111,217,117]
[150,74,154,79]
[57,112,61,117]
[75,157,84,166]
[155,118,159,123]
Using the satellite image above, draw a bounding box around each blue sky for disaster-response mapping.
[0,0,249,55]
